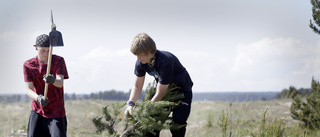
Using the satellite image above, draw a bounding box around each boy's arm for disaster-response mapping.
[151,83,169,102]
[129,76,145,102]
[26,82,38,101]
[52,74,64,88]
[26,82,50,106]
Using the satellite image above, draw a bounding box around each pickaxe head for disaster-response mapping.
[49,10,64,47]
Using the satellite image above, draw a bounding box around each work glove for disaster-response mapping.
[43,74,56,84]
[124,100,135,119]
[37,94,50,107]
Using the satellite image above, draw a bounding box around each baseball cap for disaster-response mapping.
[34,34,50,47]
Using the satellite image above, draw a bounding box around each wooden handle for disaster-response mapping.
[44,46,53,98]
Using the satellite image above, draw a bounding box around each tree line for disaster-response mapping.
[275,86,314,99]
[0,90,146,103]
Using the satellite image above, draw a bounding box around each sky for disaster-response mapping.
[1,0,319,94]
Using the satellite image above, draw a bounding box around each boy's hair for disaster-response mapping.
[130,33,156,55]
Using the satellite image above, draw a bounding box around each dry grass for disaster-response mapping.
[0,99,319,137]
[0,103,29,137]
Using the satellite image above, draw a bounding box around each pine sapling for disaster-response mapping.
[290,77,320,130]
[219,109,229,137]
[206,113,213,128]
[92,81,185,136]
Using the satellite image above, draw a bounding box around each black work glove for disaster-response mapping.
[37,94,50,107]
[43,74,56,84]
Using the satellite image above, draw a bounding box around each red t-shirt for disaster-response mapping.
[23,55,69,118]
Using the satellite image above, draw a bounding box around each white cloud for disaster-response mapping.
[64,46,136,93]
[170,37,320,92]
[172,50,233,92]
[228,37,320,91]
[0,31,17,41]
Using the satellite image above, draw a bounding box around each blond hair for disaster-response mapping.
[130,33,156,55]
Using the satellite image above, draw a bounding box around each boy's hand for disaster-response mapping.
[37,94,50,107]
[43,74,56,84]
[124,100,135,119]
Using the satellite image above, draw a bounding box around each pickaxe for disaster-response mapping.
[44,10,64,98]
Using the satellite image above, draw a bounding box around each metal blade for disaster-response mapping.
[49,31,64,46]
[49,10,64,47]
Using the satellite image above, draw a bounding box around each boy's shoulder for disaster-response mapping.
[157,50,174,58]
[52,54,64,59]
[24,56,38,66]
[157,50,177,61]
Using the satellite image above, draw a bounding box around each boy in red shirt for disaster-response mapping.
[23,34,69,137]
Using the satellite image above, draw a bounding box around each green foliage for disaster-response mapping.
[128,101,182,136]
[92,81,185,136]
[310,0,320,34]
[290,78,320,130]
[215,102,287,137]
[143,81,185,103]
[259,108,268,137]
[142,81,156,102]
[92,102,125,135]
[281,86,298,99]
[251,108,285,137]
[206,113,213,128]
[219,110,230,137]
[275,86,314,99]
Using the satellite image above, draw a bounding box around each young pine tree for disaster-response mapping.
[251,108,285,137]
[290,78,320,130]
[218,110,229,137]
[92,81,185,136]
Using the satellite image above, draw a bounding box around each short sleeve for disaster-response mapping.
[23,62,33,82]
[134,60,146,77]
[53,56,69,79]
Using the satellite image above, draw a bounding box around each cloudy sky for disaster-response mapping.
[1,0,319,94]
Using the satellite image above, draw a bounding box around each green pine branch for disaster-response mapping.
[310,0,320,34]
[92,81,185,136]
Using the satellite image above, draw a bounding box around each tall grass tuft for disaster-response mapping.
[219,109,230,137]
[206,113,213,128]
[251,108,285,137]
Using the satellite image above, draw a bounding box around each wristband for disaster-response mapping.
[127,100,135,106]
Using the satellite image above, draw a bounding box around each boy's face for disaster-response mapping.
[36,46,50,61]
[136,53,154,64]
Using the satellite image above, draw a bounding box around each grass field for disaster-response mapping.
[1,99,319,137]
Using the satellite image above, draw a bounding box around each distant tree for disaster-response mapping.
[280,86,298,99]
[86,90,130,100]
[64,93,70,100]
[260,97,267,101]
[276,86,313,99]
[83,94,89,100]
[298,88,314,97]
[310,0,320,34]
[71,93,77,100]
[90,93,96,99]
[290,78,320,129]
